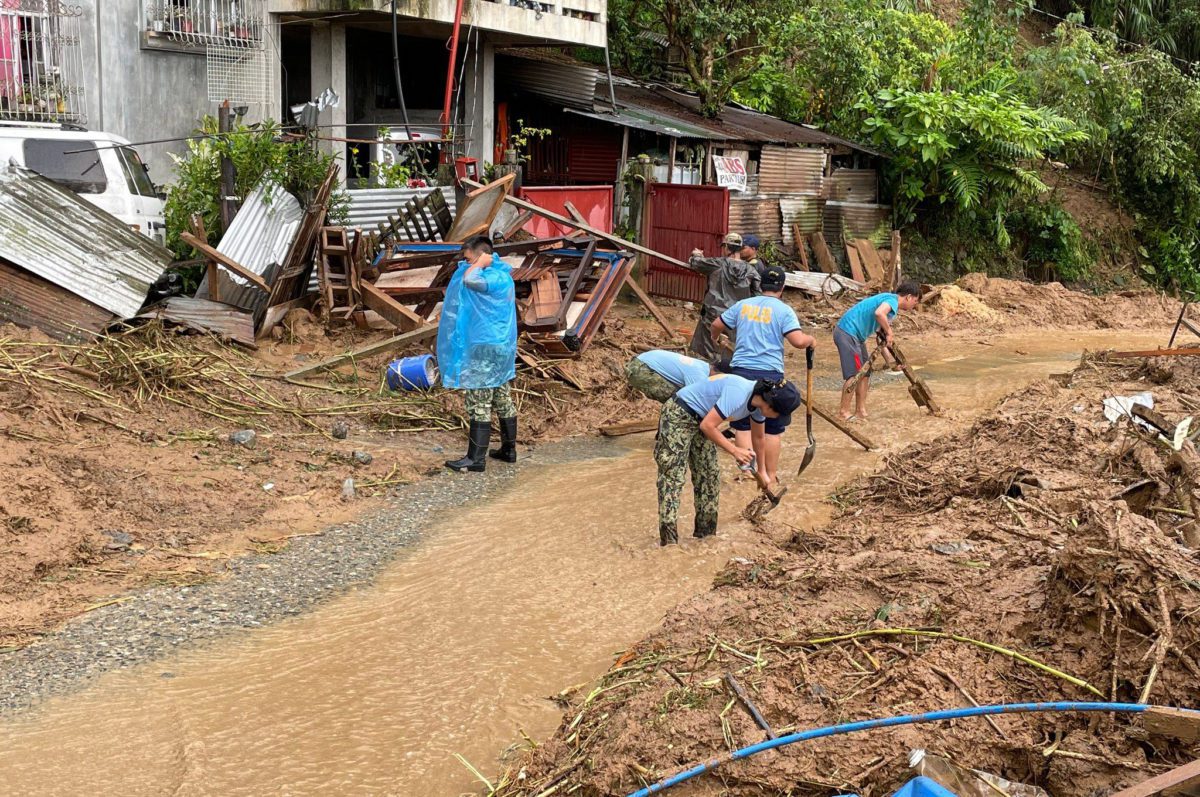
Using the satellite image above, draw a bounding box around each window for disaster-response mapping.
[143,0,264,50]
[0,1,83,123]
[118,146,157,197]
[23,139,107,194]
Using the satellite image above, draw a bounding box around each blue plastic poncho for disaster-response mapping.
[436,253,517,389]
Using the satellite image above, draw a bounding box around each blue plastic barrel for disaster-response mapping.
[385,354,439,391]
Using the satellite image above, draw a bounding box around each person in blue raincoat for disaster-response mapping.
[437,235,519,472]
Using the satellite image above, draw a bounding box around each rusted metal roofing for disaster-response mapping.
[498,50,601,110]
[0,164,170,319]
[500,50,884,154]
[829,169,880,203]
[758,145,827,195]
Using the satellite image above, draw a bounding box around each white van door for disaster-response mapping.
[115,145,167,243]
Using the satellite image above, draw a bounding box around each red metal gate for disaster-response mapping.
[643,183,729,303]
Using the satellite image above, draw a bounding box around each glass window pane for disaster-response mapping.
[119,146,156,197]
[22,139,107,194]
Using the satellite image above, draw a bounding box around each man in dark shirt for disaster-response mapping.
[686,233,761,362]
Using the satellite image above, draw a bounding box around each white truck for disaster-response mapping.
[0,122,166,243]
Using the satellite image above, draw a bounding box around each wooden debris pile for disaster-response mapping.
[311,175,682,361]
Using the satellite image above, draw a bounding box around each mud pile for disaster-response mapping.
[497,354,1200,796]
[914,274,1180,331]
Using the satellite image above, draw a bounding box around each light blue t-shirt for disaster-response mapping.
[837,293,899,342]
[676,374,765,424]
[720,296,802,373]
[636,350,710,388]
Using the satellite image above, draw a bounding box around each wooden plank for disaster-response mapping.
[811,231,837,274]
[808,395,875,451]
[179,231,271,294]
[1145,708,1200,743]
[461,177,689,269]
[360,281,425,332]
[853,239,885,283]
[890,229,902,289]
[845,244,866,282]
[599,419,659,437]
[792,226,810,271]
[499,209,534,241]
[1107,758,1200,797]
[284,325,438,380]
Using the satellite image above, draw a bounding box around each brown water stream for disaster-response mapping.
[0,330,1168,796]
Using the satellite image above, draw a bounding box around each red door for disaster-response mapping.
[643,183,730,303]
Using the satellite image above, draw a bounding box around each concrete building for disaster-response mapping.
[0,0,606,183]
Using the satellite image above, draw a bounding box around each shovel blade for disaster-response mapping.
[796,443,816,476]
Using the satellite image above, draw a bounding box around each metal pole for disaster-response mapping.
[603,45,617,112]
[440,0,467,164]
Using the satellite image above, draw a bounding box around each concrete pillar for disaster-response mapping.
[309,21,347,179]
[463,37,495,167]
[261,15,283,125]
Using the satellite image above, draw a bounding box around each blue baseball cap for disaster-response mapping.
[742,234,761,249]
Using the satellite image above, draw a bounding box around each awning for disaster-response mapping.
[565,106,724,141]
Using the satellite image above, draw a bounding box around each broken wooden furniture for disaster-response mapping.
[843,338,942,417]
[316,226,362,323]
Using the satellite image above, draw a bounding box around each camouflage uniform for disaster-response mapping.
[655,399,721,545]
[624,357,679,403]
[464,382,517,423]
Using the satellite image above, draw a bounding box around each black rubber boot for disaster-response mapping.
[445,421,490,473]
[693,515,718,539]
[659,523,679,546]
[489,416,518,463]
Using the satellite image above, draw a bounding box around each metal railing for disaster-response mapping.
[0,0,84,124]
[143,0,264,48]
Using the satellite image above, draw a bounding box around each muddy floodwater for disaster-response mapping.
[0,329,1169,796]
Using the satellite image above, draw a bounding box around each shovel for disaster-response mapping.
[744,483,788,521]
[796,346,816,476]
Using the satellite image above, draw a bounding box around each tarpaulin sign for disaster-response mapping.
[712,155,748,192]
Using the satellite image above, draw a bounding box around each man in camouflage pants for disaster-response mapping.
[625,349,711,402]
[655,374,801,545]
[464,384,517,425]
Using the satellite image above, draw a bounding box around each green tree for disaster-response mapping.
[857,68,1087,241]
[164,117,345,260]
[608,0,798,116]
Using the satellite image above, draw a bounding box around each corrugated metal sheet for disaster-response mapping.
[0,165,171,319]
[498,52,600,111]
[195,182,303,314]
[823,201,892,248]
[0,257,114,342]
[345,187,457,230]
[138,296,257,348]
[728,197,783,243]
[828,169,879,203]
[758,146,826,195]
[779,196,827,244]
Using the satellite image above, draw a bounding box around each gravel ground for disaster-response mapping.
[0,437,630,715]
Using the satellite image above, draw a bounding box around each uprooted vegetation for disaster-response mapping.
[495,353,1200,796]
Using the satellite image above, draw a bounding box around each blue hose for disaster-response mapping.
[626,701,1177,797]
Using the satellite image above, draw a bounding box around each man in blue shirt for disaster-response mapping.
[709,265,815,486]
[625,349,712,402]
[437,236,519,472]
[835,281,921,421]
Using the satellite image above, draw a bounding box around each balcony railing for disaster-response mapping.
[0,0,85,124]
[143,0,264,49]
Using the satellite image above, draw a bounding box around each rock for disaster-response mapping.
[957,271,990,294]
[228,429,257,447]
[104,530,134,551]
[331,421,350,440]
[931,541,975,555]
[352,450,373,466]
[341,478,356,500]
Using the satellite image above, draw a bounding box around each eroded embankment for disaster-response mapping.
[499,352,1200,796]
